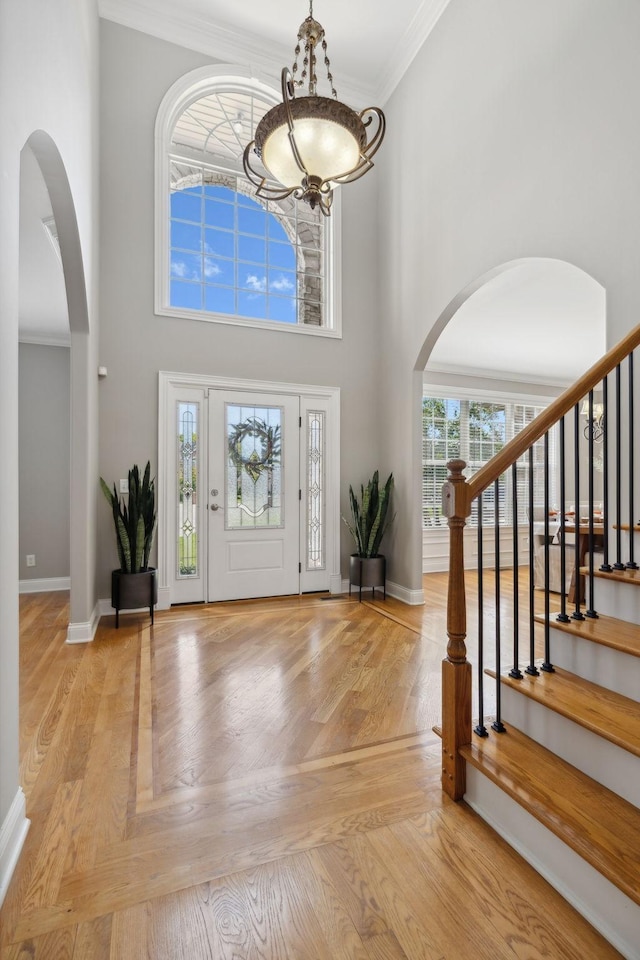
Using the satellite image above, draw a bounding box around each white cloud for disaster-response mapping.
[171,260,188,278]
[271,274,294,293]
[205,261,221,278]
[245,273,267,292]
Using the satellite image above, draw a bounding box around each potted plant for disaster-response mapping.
[100,462,157,627]
[343,470,394,600]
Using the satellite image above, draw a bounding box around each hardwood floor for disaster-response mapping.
[0,578,621,958]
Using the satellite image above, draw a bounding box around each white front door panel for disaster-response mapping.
[208,390,300,601]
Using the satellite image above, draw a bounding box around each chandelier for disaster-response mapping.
[580,398,605,443]
[243,1,385,216]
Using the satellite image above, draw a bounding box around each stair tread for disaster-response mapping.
[580,566,640,585]
[533,611,640,658]
[487,665,640,756]
[460,725,640,905]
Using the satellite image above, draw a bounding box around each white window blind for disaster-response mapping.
[422,397,557,527]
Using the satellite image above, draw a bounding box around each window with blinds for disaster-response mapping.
[422,397,556,527]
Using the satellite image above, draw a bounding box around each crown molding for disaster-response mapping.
[375,0,451,104]
[19,332,71,348]
[98,0,372,106]
[424,362,571,390]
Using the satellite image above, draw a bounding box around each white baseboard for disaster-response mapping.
[339,578,425,605]
[157,585,171,610]
[66,602,100,644]
[19,576,70,594]
[387,580,425,605]
[0,788,30,909]
[329,574,343,594]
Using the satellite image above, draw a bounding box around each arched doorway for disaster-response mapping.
[415,258,606,584]
[20,131,93,640]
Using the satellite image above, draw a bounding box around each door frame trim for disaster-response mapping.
[158,371,341,607]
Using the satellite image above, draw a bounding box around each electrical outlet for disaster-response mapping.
[119,479,129,494]
[26,555,36,567]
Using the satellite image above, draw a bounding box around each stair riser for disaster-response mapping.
[586,575,640,621]
[548,627,640,700]
[465,767,640,960]
[500,685,639,806]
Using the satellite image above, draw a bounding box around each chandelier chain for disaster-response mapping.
[290,7,337,98]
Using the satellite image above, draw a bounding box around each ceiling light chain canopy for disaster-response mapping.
[243,1,385,216]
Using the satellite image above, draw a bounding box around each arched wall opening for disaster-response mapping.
[20,131,92,636]
[413,257,606,585]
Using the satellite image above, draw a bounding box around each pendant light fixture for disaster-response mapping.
[243,1,385,216]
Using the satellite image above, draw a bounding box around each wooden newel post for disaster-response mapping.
[441,458,472,800]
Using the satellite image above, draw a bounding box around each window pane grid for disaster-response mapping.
[169,158,325,327]
[423,396,556,527]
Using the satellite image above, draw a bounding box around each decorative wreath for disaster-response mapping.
[227,416,282,483]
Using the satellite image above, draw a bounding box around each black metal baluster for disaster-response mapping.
[586,390,598,618]
[627,352,638,570]
[557,415,570,622]
[614,364,625,570]
[541,432,555,670]
[492,478,506,733]
[510,464,522,680]
[475,494,488,738]
[600,375,612,572]
[526,446,539,675]
[572,404,586,620]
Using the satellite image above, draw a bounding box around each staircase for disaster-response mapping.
[441,328,640,960]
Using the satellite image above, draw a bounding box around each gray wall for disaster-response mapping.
[98,21,382,596]
[19,343,70,581]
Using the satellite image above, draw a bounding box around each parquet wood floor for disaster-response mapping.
[0,577,620,958]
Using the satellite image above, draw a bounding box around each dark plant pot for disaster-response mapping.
[349,554,386,601]
[111,567,157,628]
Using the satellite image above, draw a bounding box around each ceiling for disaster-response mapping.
[19,2,606,385]
[98,0,451,107]
[426,261,606,387]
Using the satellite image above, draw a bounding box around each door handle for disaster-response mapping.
[210,503,220,511]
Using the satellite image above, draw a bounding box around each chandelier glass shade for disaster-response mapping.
[243,3,385,216]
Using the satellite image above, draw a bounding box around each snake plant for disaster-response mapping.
[100,462,156,573]
[343,471,394,558]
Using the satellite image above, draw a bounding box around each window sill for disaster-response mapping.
[155,304,342,339]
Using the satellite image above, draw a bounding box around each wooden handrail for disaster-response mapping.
[468,323,640,502]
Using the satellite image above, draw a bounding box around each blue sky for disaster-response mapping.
[170,184,300,323]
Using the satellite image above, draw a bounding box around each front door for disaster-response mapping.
[207,390,300,601]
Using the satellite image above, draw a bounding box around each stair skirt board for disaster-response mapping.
[500,687,639,807]
[548,627,640,701]
[465,768,640,960]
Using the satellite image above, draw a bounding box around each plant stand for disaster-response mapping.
[111,568,157,628]
[349,555,386,602]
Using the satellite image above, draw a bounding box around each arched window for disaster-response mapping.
[155,68,338,336]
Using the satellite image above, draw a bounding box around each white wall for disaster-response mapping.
[97,21,383,597]
[0,0,99,882]
[378,0,640,592]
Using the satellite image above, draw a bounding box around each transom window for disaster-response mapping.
[156,75,335,334]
